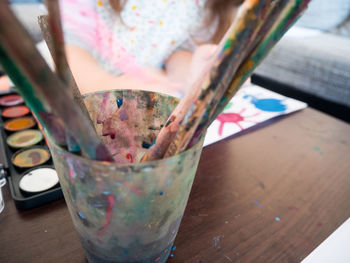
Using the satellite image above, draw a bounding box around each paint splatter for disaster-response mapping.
[117,98,123,108]
[275,217,281,222]
[216,108,260,135]
[213,236,222,249]
[125,153,134,163]
[258,181,265,190]
[224,255,233,262]
[314,146,323,155]
[97,195,115,236]
[243,95,287,112]
[119,109,128,121]
[27,151,41,165]
[254,200,264,208]
[78,211,86,219]
[142,141,152,149]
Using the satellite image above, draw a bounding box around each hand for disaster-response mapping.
[164,44,218,95]
[188,44,218,85]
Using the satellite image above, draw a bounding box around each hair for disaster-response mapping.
[108,0,244,44]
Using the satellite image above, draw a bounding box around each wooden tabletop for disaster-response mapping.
[1,107,350,263]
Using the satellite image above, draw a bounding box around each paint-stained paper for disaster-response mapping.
[204,84,307,147]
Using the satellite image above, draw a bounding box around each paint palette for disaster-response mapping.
[0,90,63,209]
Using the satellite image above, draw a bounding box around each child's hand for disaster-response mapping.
[189,44,218,86]
[164,44,218,95]
[0,76,10,92]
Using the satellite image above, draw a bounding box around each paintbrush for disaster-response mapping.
[41,1,92,124]
[187,0,311,148]
[187,0,292,147]
[0,45,68,146]
[162,0,273,158]
[0,2,113,162]
[40,0,95,152]
[141,0,269,162]
[210,0,311,123]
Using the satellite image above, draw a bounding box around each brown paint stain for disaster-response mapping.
[12,147,50,168]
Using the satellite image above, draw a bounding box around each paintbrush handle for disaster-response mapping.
[38,3,93,126]
[141,0,269,161]
[0,44,68,146]
[164,0,271,157]
[37,15,80,152]
[188,0,291,146]
[210,0,311,123]
[186,0,311,148]
[0,2,113,162]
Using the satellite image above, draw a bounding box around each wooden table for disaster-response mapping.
[1,108,350,263]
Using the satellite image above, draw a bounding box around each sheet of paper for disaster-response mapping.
[301,218,350,263]
[204,84,308,147]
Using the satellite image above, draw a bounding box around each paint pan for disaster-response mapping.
[19,167,59,194]
[2,105,30,118]
[6,129,43,149]
[0,94,24,106]
[4,116,36,132]
[12,146,51,169]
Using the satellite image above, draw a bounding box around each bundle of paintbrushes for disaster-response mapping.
[0,1,113,162]
[0,0,311,165]
[142,0,311,162]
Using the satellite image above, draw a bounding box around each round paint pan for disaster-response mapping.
[4,116,36,132]
[0,94,24,106]
[6,129,43,149]
[2,105,30,118]
[12,146,51,169]
[19,167,59,195]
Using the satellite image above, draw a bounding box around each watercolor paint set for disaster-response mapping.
[0,88,63,209]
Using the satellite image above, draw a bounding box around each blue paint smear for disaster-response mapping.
[78,211,86,220]
[254,200,264,208]
[275,217,281,222]
[142,141,152,149]
[117,98,123,108]
[171,246,176,251]
[244,95,287,112]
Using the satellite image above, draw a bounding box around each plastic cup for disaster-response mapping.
[47,90,204,263]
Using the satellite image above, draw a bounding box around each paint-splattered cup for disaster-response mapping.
[47,90,205,263]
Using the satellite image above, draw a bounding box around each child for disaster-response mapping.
[59,0,244,96]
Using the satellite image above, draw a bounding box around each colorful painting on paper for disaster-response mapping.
[203,84,307,147]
